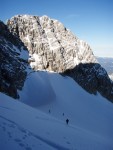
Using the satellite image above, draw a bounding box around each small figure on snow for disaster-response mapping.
[66,119,69,125]
[49,109,51,113]
[62,113,64,116]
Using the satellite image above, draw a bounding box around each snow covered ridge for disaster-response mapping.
[6,14,113,102]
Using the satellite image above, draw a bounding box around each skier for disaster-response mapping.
[66,119,69,125]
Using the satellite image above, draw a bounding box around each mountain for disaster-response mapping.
[0,14,113,150]
[7,15,97,72]
[97,57,113,80]
[5,14,113,102]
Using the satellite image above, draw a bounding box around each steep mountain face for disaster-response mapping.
[7,15,97,72]
[0,20,28,98]
[6,15,113,102]
[64,63,113,101]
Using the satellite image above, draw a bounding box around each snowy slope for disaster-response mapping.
[19,71,113,136]
[3,71,110,149]
[0,87,113,150]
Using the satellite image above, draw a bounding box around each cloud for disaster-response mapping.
[66,14,80,19]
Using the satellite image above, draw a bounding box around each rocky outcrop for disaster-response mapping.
[0,21,28,98]
[63,63,113,102]
[5,15,113,102]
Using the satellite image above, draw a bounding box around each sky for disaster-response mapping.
[0,0,113,57]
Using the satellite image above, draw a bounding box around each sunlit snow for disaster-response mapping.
[0,71,113,150]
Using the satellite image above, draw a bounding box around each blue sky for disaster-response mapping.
[0,0,113,57]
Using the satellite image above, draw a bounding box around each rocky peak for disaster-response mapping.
[7,15,97,72]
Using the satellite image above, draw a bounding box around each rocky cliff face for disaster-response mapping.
[7,15,97,72]
[0,20,28,98]
[6,15,113,102]
[64,63,113,101]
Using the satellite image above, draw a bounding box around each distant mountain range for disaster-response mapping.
[97,57,113,80]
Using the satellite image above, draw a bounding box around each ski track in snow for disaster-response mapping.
[0,115,73,150]
[0,106,14,111]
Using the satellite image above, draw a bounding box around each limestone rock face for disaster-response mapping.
[0,20,28,98]
[7,15,97,72]
[6,15,113,102]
